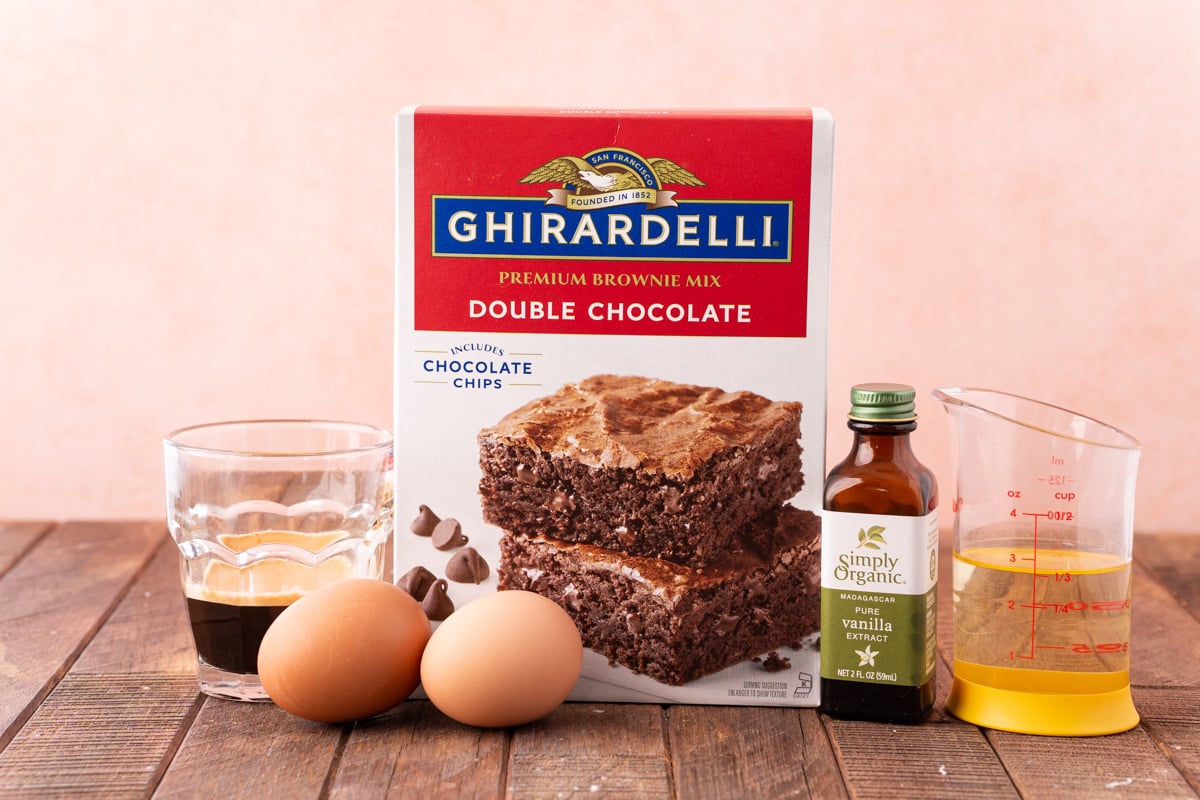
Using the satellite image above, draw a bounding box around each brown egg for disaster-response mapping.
[420,590,582,728]
[258,578,431,723]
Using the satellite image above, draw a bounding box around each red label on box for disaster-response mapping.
[409,108,815,338]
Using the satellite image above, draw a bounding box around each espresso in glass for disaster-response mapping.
[186,592,293,674]
[164,420,394,701]
[179,529,362,698]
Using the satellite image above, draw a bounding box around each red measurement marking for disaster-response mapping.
[1091,600,1132,612]
[1021,512,1042,661]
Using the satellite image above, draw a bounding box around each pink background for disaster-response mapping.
[1,2,1195,532]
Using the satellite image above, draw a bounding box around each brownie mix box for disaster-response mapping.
[394,106,833,706]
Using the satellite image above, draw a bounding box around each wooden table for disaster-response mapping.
[1,521,1199,799]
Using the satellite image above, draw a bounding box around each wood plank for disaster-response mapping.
[152,699,343,799]
[1136,533,1200,621]
[0,673,199,799]
[671,706,846,799]
[1129,561,1200,687]
[987,726,1196,798]
[73,536,197,675]
[330,701,507,799]
[1133,687,1200,796]
[507,703,670,799]
[0,520,164,751]
[0,522,50,576]
[825,719,1018,799]
[929,648,956,723]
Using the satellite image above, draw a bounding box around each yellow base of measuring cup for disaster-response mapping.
[946,669,1139,736]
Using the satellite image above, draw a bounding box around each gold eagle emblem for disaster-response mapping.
[519,156,704,194]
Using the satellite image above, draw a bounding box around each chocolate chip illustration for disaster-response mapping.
[431,518,468,551]
[420,579,455,621]
[397,565,437,600]
[445,547,490,584]
[409,504,440,537]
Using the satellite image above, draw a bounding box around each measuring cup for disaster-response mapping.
[933,387,1141,736]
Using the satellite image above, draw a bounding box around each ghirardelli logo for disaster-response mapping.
[432,146,791,263]
[518,148,704,211]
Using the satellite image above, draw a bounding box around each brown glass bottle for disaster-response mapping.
[820,383,938,724]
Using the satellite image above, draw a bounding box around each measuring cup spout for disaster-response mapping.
[932,387,1141,450]
[931,386,1142,736]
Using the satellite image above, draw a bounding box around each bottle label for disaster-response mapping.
[820,510,938,687]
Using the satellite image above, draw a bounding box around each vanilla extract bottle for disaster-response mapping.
[820,383,939,723]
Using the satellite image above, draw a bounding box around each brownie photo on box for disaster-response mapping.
[477,375,804,568]
[498,505,821,686]
[479,374,819,687]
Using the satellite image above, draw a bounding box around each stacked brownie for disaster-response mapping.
[480,374,821,686]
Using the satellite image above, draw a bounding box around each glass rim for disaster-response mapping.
[163,418,393,458]
[932,386,1141,451]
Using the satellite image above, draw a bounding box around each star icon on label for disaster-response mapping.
[855,645,879,667]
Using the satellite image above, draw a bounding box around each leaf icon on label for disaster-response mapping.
[856,525,888,550]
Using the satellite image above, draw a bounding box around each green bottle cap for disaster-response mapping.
[848,383,917,422]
